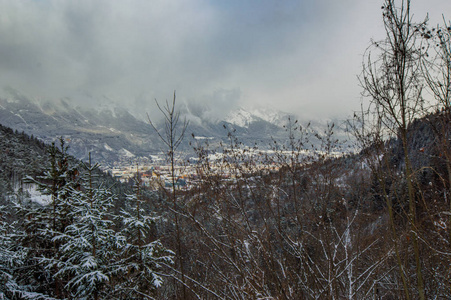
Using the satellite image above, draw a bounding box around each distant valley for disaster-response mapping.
[0,88,350,166]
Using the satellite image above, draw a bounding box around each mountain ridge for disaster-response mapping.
[0,88,349,165]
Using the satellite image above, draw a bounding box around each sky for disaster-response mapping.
[0,0,449,121]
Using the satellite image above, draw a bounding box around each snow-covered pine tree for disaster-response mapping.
[52,154,125,299]
[16,137,78,298]
[0,206,49,300]
[111,167,173,299]
[23,137,78,234]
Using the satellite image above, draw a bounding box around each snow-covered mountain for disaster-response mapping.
[0,89,349,165]
[226,108,262,128]
[0,90,159,165]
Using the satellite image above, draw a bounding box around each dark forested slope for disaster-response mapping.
[0,123,131,203]
[0,124,48,200]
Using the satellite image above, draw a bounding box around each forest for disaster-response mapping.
[1,0,451,299]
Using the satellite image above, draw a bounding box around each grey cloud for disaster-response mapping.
[0,0,448,120]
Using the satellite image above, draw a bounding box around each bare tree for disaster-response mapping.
[359,1,427,298]
[148,91,189,299]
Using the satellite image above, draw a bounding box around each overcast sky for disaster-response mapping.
[0,0,448,120]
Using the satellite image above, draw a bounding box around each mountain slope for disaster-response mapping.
[0,123,131,204]
[0,124,48,199]
[0,89,350,165]
[0,91,291,163]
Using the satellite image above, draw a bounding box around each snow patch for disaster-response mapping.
[149,154,164,162]
[13,113,29,125]
[119,148,135,157]
[23,184,52,205]
[104,143,113,151]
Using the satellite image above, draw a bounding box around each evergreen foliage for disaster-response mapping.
[51,156,124,298]
[111,172,173,299]
[0,125,171,299]
[0,124,47,203]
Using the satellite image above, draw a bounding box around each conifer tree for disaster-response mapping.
[111,167,173,299]
[24,137,77,234]
[0,206,45,299]
[52,154,124,299]
[16,137,78,298]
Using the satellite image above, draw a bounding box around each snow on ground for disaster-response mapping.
[104,143,113,151]
[120,148,135,158]
[13,113,29,125]
[22,184,52,206]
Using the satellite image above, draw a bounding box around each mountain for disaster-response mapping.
[0,89,349,165]
[0,90,161,166]
[231,106,293,128]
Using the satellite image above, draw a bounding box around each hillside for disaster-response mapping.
[0,124,48,201]
[0,88,349,167]
[0,123,131,205]
[1,109,451,298]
